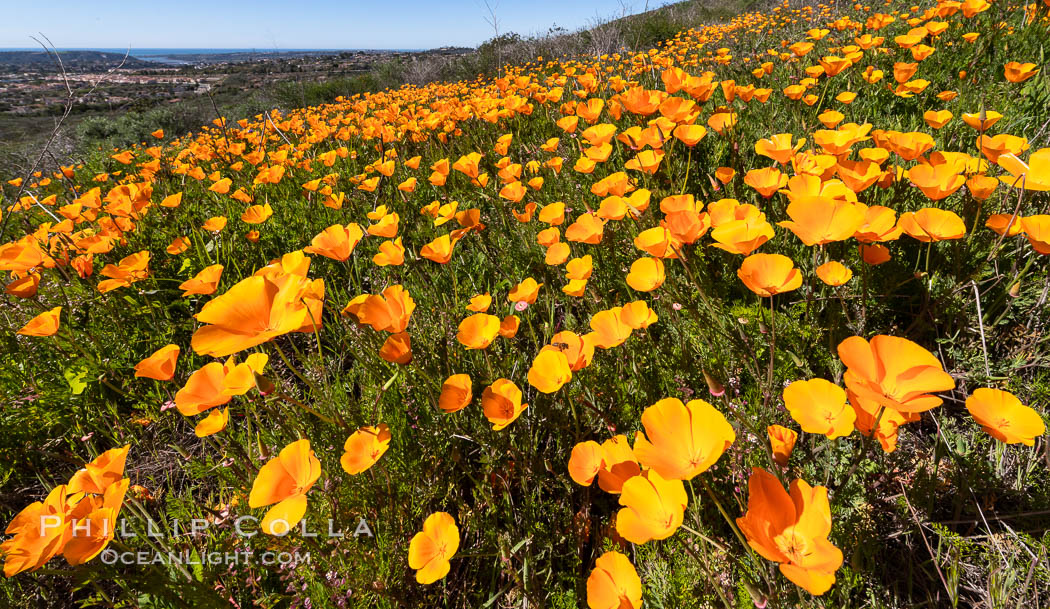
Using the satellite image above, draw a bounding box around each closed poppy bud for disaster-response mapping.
[499,315,520,338]
[439,374,472,413]
[379,332,412,365]
[815,261,853,286]
[457,314,500,349]
[586,551,643,609]
[246,230,261,243]
[408,512,459,584]
[134,344,180,381]
[17,306,61,337]
[626,257,665,292]
[783,379,856,439]
[738,254,803,297]
[767,425,798,467]
[340,424,391,474]
[965,388,1044,446]
[568,441,605,485]
[527,349,572,393]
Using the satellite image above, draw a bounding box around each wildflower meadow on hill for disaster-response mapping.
[2,0,1050,606]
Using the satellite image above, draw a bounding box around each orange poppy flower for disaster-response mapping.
[508,278,542,304]
[815,261,853,286]
[767,425,798,467]
[626,257,665,292]
[984,214,1024,237]
[633,397,735,480]
[466,293,491,313]
[191,275,315,357]
[1020,216,1050,254]
[587,308,633,349]
[5,272,39,298]
[541,331,594,371]
[202,216,228,232]
[738,254,803,297]
[379,332,412,365]
[778,198,864,246]
[438,374,473,413]
[481,379,528,430]
[17,306,61,337]
[134,344,180,381]
[619,301,657,330]
[420,234,459,264]
[755,134,806,164]
[373,237,405,266]
[340,424,391,474]
[783,379,856,439]
[528,350,572,394]
[248,439,321,535]
[304,224,364,261]
[736,468,843,595]
[1004,62,1039,83]
[838,335,955,413]
[710,211,775,255]
[352,285,415,333]
[568,440,605,486]
[615,470,687,544]
[965,388,1045,446]
[586,551,642,609]
[457,313,500,349]
[897,208,966,242]
[499,315,520,338]
[744,167,789,198]
[908,164,965,200]
[998,148,1050,191]
[179,264,223,296]
[408,512,459,584]
[67,445,130,495]
[240,203,273,224]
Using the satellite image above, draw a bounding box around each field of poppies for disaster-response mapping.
[2,0,1050,606]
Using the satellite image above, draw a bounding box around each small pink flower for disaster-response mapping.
[672,302,682,311]
[80,432,94,442]
[514,300,528,312]
[161,400,176,412]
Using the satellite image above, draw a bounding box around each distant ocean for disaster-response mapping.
[0,47,422,65]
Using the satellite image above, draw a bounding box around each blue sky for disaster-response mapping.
[1,0,656,50]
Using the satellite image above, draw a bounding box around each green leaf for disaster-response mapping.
[63,366,89,395]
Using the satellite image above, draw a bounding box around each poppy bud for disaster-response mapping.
[1009,282,1021,298]
[254,372,276,396]
[703,370,725,397]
